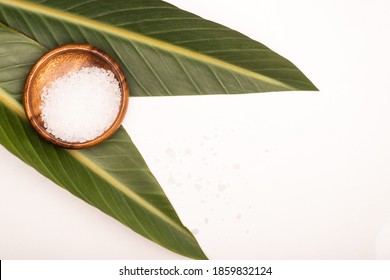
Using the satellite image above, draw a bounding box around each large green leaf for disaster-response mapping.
[0,0,317,97]
[0,0,317,259]
[0,24,207,260]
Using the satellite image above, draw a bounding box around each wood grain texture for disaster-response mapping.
[23,44,129,149]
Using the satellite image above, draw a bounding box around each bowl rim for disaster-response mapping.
[23,43,129,149]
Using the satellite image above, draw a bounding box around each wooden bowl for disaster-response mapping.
[24,44,129,149]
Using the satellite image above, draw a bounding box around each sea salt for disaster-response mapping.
[40,66,122,143]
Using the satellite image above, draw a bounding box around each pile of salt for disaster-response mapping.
[40,66,122,143]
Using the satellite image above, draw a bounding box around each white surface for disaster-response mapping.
[1,0,390,259]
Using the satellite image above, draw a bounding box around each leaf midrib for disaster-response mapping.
[0,0,296,91]
[0,86,192,241]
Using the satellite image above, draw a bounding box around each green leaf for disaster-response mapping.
[0,23,207,260]
[0,0,317,97]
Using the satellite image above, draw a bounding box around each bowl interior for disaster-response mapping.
[25,45,128,149]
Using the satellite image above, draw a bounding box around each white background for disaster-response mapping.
[1,0,390,259]
[2,260,390,280]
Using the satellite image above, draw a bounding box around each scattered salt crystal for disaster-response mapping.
[40,66,122,143]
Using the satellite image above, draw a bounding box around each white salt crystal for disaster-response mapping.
[40,66,122,143]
